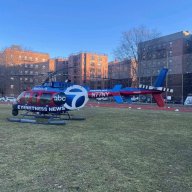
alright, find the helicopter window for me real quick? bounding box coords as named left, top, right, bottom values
left=40, top=93, right=52, bottom=105
left=24, top=92, right=31, bottom=103
left=31, top=92, right=39, bottom=104
left=53, top=82, right=64, bottom=88
left=17, top=92, right=25, bottom=103
left=43, top=82, right=52, bottom=87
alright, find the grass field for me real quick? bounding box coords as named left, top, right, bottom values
left=0, top=104, right=192, bottom=192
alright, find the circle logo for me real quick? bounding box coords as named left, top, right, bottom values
left=53, top=92, right=66, bottom=105
left=64, top=85, right=89, bottom=110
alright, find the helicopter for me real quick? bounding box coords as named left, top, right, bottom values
left=8, top=67, right=172, bottom=125
left=8, top=71, right=89, bottom=125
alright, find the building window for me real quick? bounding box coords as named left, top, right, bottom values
left=90, top=68, right=95, bottom=73
left=91, top=55, right=95, bottom=60
left=10, top=85, right=14, bottom=89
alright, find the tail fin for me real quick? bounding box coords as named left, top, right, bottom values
left=154, top=68, right=168, bottom=87
left=152, top=93, right=165, bottom=107
left=139, top=68, right=170, bottom=107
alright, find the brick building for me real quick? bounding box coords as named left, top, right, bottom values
left=68, top=52, right=108, bottom=89
left=138, top=31, right=192, bottom=103
left=49, top=59, right=56, bottom=72
left=54, top=57, right=68, bottom=71
left=53, top=58, right=68, bottom=82
left=0, top=45, right=54, bottom=96
left=108, top=59, right=137, bottom=88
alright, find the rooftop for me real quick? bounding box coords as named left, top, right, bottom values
left=69, top=51, right=108, bottom=57
left=3, top=45, right=49, bottom=56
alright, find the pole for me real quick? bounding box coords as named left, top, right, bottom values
left=166, top=50, right=169, bottom=103
left=182, top=73, right=183, bottom=104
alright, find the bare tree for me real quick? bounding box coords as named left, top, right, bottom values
left=114, top=26, right=161, bottom=87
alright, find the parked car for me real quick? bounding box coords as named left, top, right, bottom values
left=131, top=96, right=139, bottom=102
left=0, top=97, right=6, bottom=102
left=5, top=97, right=16, bottom=103
left=0, top=96, right=17, bottom=103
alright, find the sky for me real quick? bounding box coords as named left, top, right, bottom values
left=0, top=0, right=192, bottom=61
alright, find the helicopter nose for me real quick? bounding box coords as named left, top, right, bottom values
left=12, top=109, right=18, bottom=116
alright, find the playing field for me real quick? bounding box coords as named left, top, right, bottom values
left=0, top=104, right=192, bottom=192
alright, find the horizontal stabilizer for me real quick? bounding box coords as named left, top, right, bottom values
left=139, top=84, right=154, bottom=90
left=139, top=84, right=173, bottom=93
left=155, top=87, right=173, bottom=93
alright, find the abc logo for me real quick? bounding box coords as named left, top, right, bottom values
left=53, top=93, right=66, bottom=105
left=64, top=85, right=89, bottom=110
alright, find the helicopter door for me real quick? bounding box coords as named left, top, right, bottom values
left=31, top=92, right=39, bottom=104
left=39, top=93, right=52, bottom=105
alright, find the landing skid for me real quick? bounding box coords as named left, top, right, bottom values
left=7, top=117, right=66, bottom=125
left=7, top=111, right=85, bottom=125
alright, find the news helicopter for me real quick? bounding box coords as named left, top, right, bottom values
left=8, top=67, right=172, bottom=125
left=8, top=71, right=90, bottom=125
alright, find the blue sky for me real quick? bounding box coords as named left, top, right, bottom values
left=0, top=0, right=192, bottom=61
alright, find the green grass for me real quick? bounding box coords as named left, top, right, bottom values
left=0, top=104, right=192, bottom=192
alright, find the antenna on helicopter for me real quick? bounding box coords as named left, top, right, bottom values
left=65, top=79, right=71, bottom=83
left=42, top=70, right=64, bottom=84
